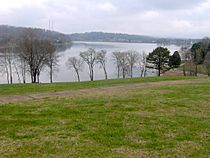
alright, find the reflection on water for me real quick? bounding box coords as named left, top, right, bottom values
left=0, top=41, right=181, bottom=84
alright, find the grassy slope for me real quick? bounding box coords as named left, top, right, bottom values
left=179, top=63, right=209, bottom=75
left=0, top=78, right=209, bottom=157
left=0, top=76, right=199, bottom=96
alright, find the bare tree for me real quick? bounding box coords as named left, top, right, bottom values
left=112, top=52, right=122, bottom=78
left=13, top=61, right=21, bottom=83
left=66, top=57, right=83, bottom=82
left=119, top=52, right=129, bottom=79
left=80, top=48, right=98, bottom=81
left=204, top=51, right=210, bottom=76
left=138, top=51, right=147, bottom=77
left=127, top=50, right=139, bottom=78
left=112, top=51, right=129, bottom=78
left=18, top=58, right=27, bottom=84
left=0, top=53, right=10, bottom=84
left=0, top=40, right=17, bottom=84
left=180, top=46, right=193, bottom=76
left=97, top=50, right=108, bottom=80
left=19, top=29, right=54, bottom=83
left=45, top=41, right=57, bottom=83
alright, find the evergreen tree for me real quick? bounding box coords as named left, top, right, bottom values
left=147, top=47, right=170, bottom=76
left=169, top=51, right=181, bottom=68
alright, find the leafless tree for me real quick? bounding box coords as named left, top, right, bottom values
left=127, top=50, right=139, bottom=78
left=204, top=51, right=210, bottom=76
left=112, top=51, right=129, bottom=78
left=97, top=50, right=108, bottom=80
left=0, top=40, right=17, bottom=84
left=19, top=29, right=54, bottom=83
left=112, top=52, right=122, bottom=78
left=18, top=58, right=27, bottom=84
left=180, top=46, right=193, bottom=76
left=0, top=53, right=10, bottom=84
left=119, top=52, right=129, bottom=79
left=66, top=57, right=83, bottom=82
left=138, top=51, right=147, bottom=77
left=45, top=41, right=57, bottom=83
left=80, top=48, right=98, bottom=81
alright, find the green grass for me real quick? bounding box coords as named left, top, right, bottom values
left=0, top=76, right=200, bottom=96
left=0, top=79, right=209, bottom=157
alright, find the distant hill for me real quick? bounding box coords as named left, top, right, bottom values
left=70, top=32, right=157, bottom=43
left=69, top=32, right=200, bottom=45
left=0, top=25, right=72, bottom=44
left=0, top=25, right=200, bottom=46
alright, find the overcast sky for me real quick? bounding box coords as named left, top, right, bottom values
left=0, top=0, right=210, bottom=38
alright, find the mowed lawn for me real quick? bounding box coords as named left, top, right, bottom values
left=0, top=79, right=209, bottom=157
left=0, top=76, right=198, bottom=96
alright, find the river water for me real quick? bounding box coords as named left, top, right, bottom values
left=0, top=41, right=181, bottom=84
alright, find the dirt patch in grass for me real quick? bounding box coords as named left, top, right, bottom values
left=0, top=78, right=209, bottom=105
left=113, top=146, right=160, bottom=158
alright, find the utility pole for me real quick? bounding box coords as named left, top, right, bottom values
left=49, top=20, right=54, bottom=32
left=49, top=20, right=51, bottom=31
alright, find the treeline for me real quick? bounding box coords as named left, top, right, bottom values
left=66, top=49, right=147, bottom=82
left=66, top=48, right=181, bottom=82
left=180, top=38, right=210, bottom=76
left=70, top=32, right=199, bottom=45
left=0, top=25, right=71, bottom=45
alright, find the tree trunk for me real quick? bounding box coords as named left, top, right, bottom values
left=22, top=61, right=26, bottom=84
left=143, top=67, right=146, bottom=77
left=91, top=68, right=94, bottom=81
left=5, top=67, right=9, bottom=84
left=158, top=68, right=161, bottom=76
left=30, top=66, right=34, bottom=83
left=144, top=68, right=147, bottom=77
left=50, top=63, right=53, bottom=83
left=23, top=76, right=26, bottom=84
left=117, top=66, right=120, bottom=79
left=22, top=67, right=26, bottom=84
left=195, top=65, right=198, bottom=76
left=183, top=64, right=186, bottom=76
left=9, top=62, right=13, bottom=84
left=31, top=72, right=33, bottom=83
left=14, top=64, right=21, bottom=83
left=130, top=66, right=133, bottom=78
left=33, top=74, right=36, bottom=83
left=89, top=70, right=92, bottom=81
left=37, top=74, right=40, bottom=83
left=76, top=70, right=80, bottom=82
left=140, top=69, right=143, bottom=77
left=33, top=69, right=37, bottom=83
left=123, top=69, right=126, bottom=79
left=158, top=61, right=161, bottom=76
left=103, top=66, right=108, bottom=80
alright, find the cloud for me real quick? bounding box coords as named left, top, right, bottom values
left=97, top=2, right=117, bottom=12
left=0, top=0, right=209, bottom=38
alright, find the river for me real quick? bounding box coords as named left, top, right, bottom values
left=0, top=41, right=181, bottom=84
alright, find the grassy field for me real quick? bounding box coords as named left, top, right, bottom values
left=0, top=77, right=209, bottom=157
left=179, top=63, right=210, bottom=76
left=0, top=76, right=199, bottom=96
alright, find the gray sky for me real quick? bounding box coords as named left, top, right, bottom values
left=0, top=0, right=210, bottom=38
